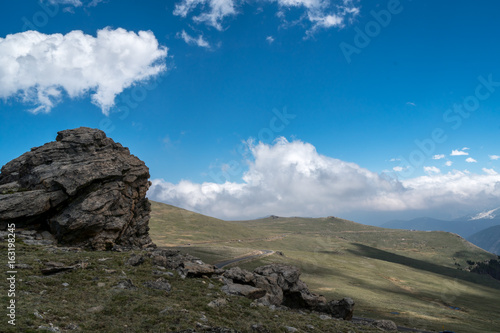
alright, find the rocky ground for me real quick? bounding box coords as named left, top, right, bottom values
left=0, top=231, right=398, bottom=333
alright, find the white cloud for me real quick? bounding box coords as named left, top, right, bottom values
left=173, top=0, right=359, bottom=35
left=423, top=166, right=440, bottom=174
left=173, top=0, right=238, bottom=31
left=0, top=28, right=167, bottom=115
left=432, top=154, right=445, bottom=160
left=445, top=161, right=453, bottom=167
left=490, top=155, right=500, bottom=161
left=451, top=149, right=469, bottom=156
left=465, top=157, right=477, bottom=163
left=483, top=168, right=498, bottom=176
left=148, top=138, right=500, bottom=220
left=45, top=0, right=104, bottom=7
left=46, top=0, right=83, bottom=6
left=266, top=36, right=275, bottom=44
left=393, top=166, right=404, bottom=172
left=178, top=30, right=210, bottom=48
left=390, top=158, right=401, bottom=162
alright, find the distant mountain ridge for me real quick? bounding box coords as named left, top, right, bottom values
left=468, top=225, right=500, bottom=255
left=381, top=210, right=500, bottom=239
left=465, top=207, right=500, bottom=221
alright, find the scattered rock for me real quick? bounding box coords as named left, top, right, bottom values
left=41, top=262, right=76, bottom=275
left=0, top=127, right=154, bottom=250
left=38, top=324, right=61, bottom=332
left=319, top=314, right=331, bottom=320
left=127, top=254, right=145, bottom=266
left=224, top=267, right=255, bottom=284
left=143, top=277, right=171, bottom=292
left=207, top=298, right=227, bottom=308
left=62, top=282, right=69, bottom=287
left=250, top=324, right=270, bottom=333
left=373, top=319, right=398, bottom=331
left=65, top=323, right=79, bottom=330
left=159, top=306, right=172, bottom=315
left=113, top=279, right=137, bottom=290
left=86, top=305, right=104, bottom=313
left=24, top=239, right=54, bottom=246
left=179, top=261, right=216, bottom=278
left=323, top=297, right=355, bottom=321
left=284, top=326, right=297, bottom=332
left=12, top=263, right=32, bottom=269
left=175, top=328, right=241, bottom=333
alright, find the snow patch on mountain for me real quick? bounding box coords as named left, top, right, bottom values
left=469, top=207, right=500, bottom=220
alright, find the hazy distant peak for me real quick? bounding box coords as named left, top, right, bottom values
left=469, top=207, right=500, bottom=221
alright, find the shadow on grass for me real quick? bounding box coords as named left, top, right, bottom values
left=347, top=243, right=500, bottom=290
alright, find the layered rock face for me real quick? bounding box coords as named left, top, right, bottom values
left=0, top=127, right=154, bottom=250
left=223, top=264, right=355, bottom=320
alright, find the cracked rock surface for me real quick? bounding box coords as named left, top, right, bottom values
left=0, top=127, right=154, bottom=250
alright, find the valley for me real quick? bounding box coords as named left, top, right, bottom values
left=150, top=201, right=500, bottom=333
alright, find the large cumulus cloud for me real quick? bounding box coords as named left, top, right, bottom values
left=149, top=138, right=500, bottom=220
left=0, top=28, right=167, bottom=114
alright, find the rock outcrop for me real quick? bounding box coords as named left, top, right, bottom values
left=0, top=127, right=153, bottom=250
left=150, top=248, right=220, bottom=278
left=222, top=264, right=355, bottom=320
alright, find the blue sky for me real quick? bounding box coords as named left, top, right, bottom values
left=1, top=0, right=500, bottom=224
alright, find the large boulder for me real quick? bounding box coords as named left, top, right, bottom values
left=0, top=127, right=154, bottom=250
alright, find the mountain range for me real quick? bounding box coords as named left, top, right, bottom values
left=467, top=225, right=500, bottom=255
left=381, top=207, right=500, bottom=253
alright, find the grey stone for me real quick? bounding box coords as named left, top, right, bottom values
left=126, top=254, right=145, bottom=266
left=86, top=305, right=104, bottom=313
left=221, top=263, right=355, bottom=320
left=207, top=298, right=227, bottom=308
left=250, top=324, right=270, bottom=333
left=323, top=297, right=355, bottom=321
left=179, top=261, right=216, bottom=278
left=113, top=279, right=137, bottom=290
left=41, top=262, right=76, bottom=275
left=0, top=127, right=154, bottom=250
left=373, top=319, right=398, bottom=331
left=222, top=283, right=267, bottom=300
left=24, top=239, right=54, bottom=246
left=143, top=277, right=171, bottom=292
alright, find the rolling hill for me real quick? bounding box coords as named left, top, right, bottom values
left=149, top=201, right=500, bottom=333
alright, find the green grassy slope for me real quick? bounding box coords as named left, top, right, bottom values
left=1, top=242, right=382, bottom=333
left=150, top=201, right=500, bottom=333
left=149, top=201, right=270, bottom=246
